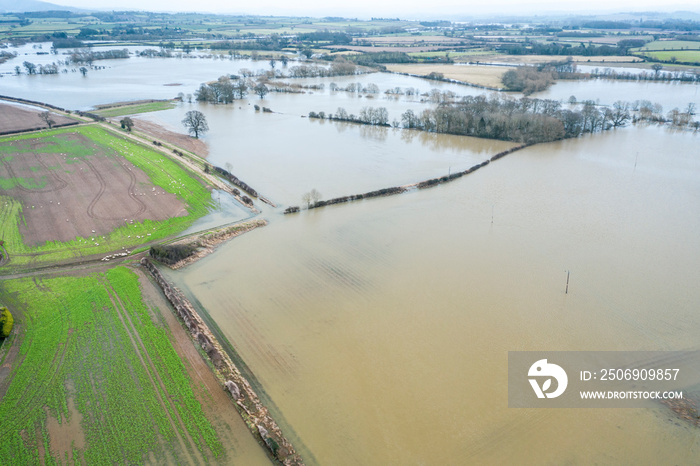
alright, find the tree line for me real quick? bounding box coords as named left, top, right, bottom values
left=69, top=48, right=130, bottom=64
left=309, top=106, right=391, bottom=126
left=398, top=95, right=639, bottom=143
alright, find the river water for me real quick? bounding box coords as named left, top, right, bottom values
left=167, top=124, right=700, bottom=464
left=4, top=44, right=700, bottom=464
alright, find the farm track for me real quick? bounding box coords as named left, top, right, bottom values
left=102, top=278, right=203, bottom=465
left=83, top=157, right=146, bottom=221
left=120, top=159, right=148, bottom=217
left=33, top=151, right=70, bottom=192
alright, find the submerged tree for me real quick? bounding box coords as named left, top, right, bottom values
left=302, top=189, right=322, bottom=208
left=23, top=61, right=37, bottom=75
left=182, top=110, right=209, bottom=138
left=254, top=83, right=269, bottom=99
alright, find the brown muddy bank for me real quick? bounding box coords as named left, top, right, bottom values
left=141, top=258, right=303, bottom=465
left=149, top=219, right=267, bottom=269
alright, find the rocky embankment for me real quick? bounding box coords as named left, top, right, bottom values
left=141, top=258, right=304, bottom=465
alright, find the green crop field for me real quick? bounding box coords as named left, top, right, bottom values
left=637, top=50, right=700, bottom=63
left=637, top=40, right=700, bottom=51
left=94, top=101, right=176, bottom=117
left=0, top=267, right=224, bottom=463
left=0, top=125, right=213, bottom=267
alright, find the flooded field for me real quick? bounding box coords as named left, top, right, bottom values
left=168, top=125, right=700, bottom=464
left=535, top=78, right=699, bottom=110
left=3, top=38, right=700, bottom=464
left=141, top=104, right=515, bottom=204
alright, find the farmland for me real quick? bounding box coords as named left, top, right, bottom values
left=0, top=103, right=78, bottom=135
left=636, top=50, right=700, bottom=63
left=636, top=40, right=700, bottom=51
left=631, top=40, right=700, bottom=64
left=0, top=125, right=212, bottom=268
left=0, top=266, right=253, bottom=464
left=93, top=101, right=177, bottom=118
left=385, top=63, right=507, bottom=88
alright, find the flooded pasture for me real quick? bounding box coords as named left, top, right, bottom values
left=168, top=125, right=700, bottom=464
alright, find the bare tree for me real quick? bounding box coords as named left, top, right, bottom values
left=302, top=192, right=312, bottom=207
left=120, top=117, right=134, bottom=132
left=23, top=61, right=37, bottom=75
left=182, top=110, right=209, bottom=138
left=302, top=189, right=322, bottom=208
left=310, top=189, right=321, bottom=205
left=608, top=101, right=630, bottom=128
left=79, top=66, right=88, bottom=76
left=39, top=111, right=55, bottom=129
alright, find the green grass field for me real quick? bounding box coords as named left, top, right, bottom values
left=0, top=267, right=224, bottom=463
left=94, top=101, right=176, bottom=117
left=0, top=125, right=213, bottom=267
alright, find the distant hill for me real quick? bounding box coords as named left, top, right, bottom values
left=0, top=0, right=79, bottom=13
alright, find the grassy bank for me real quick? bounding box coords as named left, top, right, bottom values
left=93, top=101, right=177, bottom=118
left=0, top=267, right=224, bottom=463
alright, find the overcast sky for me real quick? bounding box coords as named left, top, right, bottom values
left=53, top=0, right=700, bottom=19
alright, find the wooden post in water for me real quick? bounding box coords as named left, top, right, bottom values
left=634, top=152, right=638, bottom=171
left=565, top=270, right=570, bottom=294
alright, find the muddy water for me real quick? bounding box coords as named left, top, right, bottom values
left=535, top=78, right=699, bottom=110
left=142, top=103, right=515, bottom=205
left=168, top=125, right=700, bottom=464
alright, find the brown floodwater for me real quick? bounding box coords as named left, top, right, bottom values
left=142, top=104, right=516, bottom=205
left=167, top=124, right=700, bottom=464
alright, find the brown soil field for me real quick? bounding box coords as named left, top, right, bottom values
left=131, top=118, right=209, bottom=157
left=0, top=131, right=187, bottom=246
left=0, top=103, right=78, bottom=135
left=386, top=63, right=507, bottom=88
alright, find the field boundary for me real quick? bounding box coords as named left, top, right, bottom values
left=285, top=143, right=532, bottom=213
left=149, top=219, right=268, bottom=269
left=141, top=258, right=304, bottom=465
